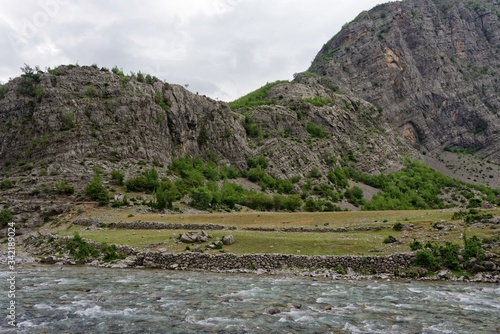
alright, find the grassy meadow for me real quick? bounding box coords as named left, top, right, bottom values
left=56, top=206, right=500, bottom=257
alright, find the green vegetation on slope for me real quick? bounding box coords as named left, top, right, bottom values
left=347, top=160, right=499, bottom=210
left=97, top=156, right=498, bottom=213
left=228, top=80, right=288, bottom=109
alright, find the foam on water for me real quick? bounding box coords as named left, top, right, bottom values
left=5, top=265, right=500, bottom=334
left=33, top=303, right=53, bottom=310
left=114, top=276, right=135, bottom=283
left=74, top=305, right=102, bottom=317
left=422, top=323, right=456, bottom=334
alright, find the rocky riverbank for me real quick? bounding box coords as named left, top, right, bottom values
left=14, top=233, right=500, bottom=283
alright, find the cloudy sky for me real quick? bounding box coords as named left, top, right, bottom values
left=1, top=0, right=390, bottom=101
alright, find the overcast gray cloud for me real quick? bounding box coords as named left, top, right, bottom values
left=1, top=0, right=391, bottom=101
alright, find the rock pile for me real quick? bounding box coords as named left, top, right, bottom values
left=135, top=251, right=414, bottom=274
left=242, top=226, right=388, bottom=233
left=107, top=221, right=236, bottom=230
left=180, top=230, right=211, bottom=243
left=73, top=218, right=102, bottom=226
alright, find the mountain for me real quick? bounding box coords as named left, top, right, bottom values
left=0, top=0, right=499, bottom=226
left=306, top=0, right=500, bottom=162
left=0, top=62, right=415, bottom=184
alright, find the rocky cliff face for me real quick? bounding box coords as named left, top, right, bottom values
left=307, top=0, right=500, bottom=162
left=0, top=64, right=413, bottom=197
left=1, top=0, right=499, bottom=206
left=240, top=79, right=413, bottom=179
left=0, top=65, right=249, bottom=178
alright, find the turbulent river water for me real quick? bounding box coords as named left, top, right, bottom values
left=1, top=265, right=499, bottom=333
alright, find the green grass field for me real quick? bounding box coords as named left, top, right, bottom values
left=58, top=207, right=500, bottom=256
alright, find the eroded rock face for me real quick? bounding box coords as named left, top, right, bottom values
left=307, top=0, right=500, bottom=162
left=0, top=65, right=250, bottom=177
left=244, top=80, right=415, bottom=178
left=0, top=64, right=415, bottom=200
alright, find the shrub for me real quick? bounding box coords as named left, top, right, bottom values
left=190, top=187, right=213, bottom=210
left=463, top=233, right=484, bottom=261
left=284, top=195, right=303, bottom=212
left=345, top=186, right=364, bottom=206
left=144, top=168, right=159, bottom=190
left=466, top=198, right=482, bottom=208
left=359, top=160, right=464, bottom=210
left=0, top=209, right=13, bottom=227
left=410, top=234, right=484, bottom=272
left=102, top=243, right=127, bottom=262
left=227, top=80, right=287, bottom=109
left=464, top=212, right=493, bottom=223
left=309, top=167, right=321, bottom=179
left=202, top=162, right=220, bottom=181
left=246, top=167, right=267, bottom=183
left=439, top=242, right=460, bottom=270
left=248, top=155, right=269, bottom=169
left=125, top=176, right=147, bottom=192
left=0, top=86, right=6, bottom=99
left=242, top=192, right=274, bottom=211
left=54, top=180, right=75, bottom=195
left=66, top=233, right=100, bottom=261
left=393, top=222, right=404, bottom=231
left=136, top=71, right=145, bottom=82
left=322, top=201, right=342, bottom=212
left=85, top=85, right=97, bottom=97
left=154, top=183, right=180, bottom=210
left=327, top=167, right=349, bottom=189
left=85, top=173, right=110, bottom=205
left=414, top=249, right=440, bottom=271
left=155, top=90, right=170, bottom=111
left=125, top=168, right=159, bottom=193
left=220, top=182, right=244, bottom=209
left=306, top=122, right=329, bottom=138
left=197, top=126, right=208, bottom=146
left=276, top=179, right=294, bottom=194
left=304, top=197, right=321, bottom=212
left=244, top=122, right=262, bottom=138
left=409, top=239, right=423, bottom=251
left=0, top=179, right=15, bottom=189
left=111, top=66, right=125, bottom=77
left=61, top=111, right=76, bottom=130
left=451, top=210, right=467, bottom=220
left=272, top=194, right=286, bottom=211
left=111, top=170, right=125, bottom=185
left=220, top=165, right=240, bottom=179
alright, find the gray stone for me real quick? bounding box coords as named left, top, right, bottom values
left=40, top=256, right=56, bottom=264
left=180, top=232, right=199, bottom=243
left=266, top=307, right=281, bottom=315
left=437, top=269, right=451, bottom=279
left=222, top=235, right=235, bottom=245
left=483, top=261, right=495, bottom=271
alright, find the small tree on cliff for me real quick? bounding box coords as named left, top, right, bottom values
left=86, top=173, right=110, bottom=205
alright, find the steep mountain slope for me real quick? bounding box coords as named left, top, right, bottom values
left=0, top=64, right=415, bottom=215
left=0, top=0, right=499, bottom=225
left=231, top=79, right=414, bottom=179
left=0, top=65, right=249, bottom=173
left=307, top=0, right=500, bottom=162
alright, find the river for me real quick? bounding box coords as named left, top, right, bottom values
left=1, top=265, right=499, bottom=333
